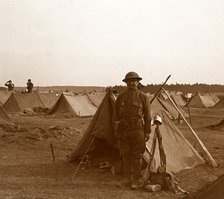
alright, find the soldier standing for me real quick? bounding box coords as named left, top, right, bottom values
left=26, top=79, right=33, bottom=93
left=115, top=71, right=151, bottom=190
left=4, top=80, right=14, bottom=91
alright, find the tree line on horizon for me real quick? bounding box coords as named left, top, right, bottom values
left=113, top=83, right=224, bottom=96
left=1, top=83, right=224, bottom=97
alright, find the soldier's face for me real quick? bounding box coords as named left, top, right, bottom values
left=126, top=79, right=139, bottom=88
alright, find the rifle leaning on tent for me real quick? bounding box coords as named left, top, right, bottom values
left=142, top=75, right=171, bottom=183
left=150, top=74, right=171, bottom=104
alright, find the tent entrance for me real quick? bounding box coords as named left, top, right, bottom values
left=85, top=138, right=120, bottom=167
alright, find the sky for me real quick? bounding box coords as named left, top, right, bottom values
left=0, top=0, right=223, bottom=87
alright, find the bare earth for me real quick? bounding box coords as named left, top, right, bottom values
left=0, top=107, right=224, bottom=199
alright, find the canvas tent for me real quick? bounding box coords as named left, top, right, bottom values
left=147, top=93, right=189, bottom=120
left=209, top=93, right=220, bottom=104
left=36, top=92, right=60, bottom=109
left=86, top=92, right=106, bottom=107
left=70, top=90, right=205, bottom=174
left=0, top=91, right=12, bottom=105
left=148, top=98, right=203, bottom=173
left=159, top=91, right=170, bottom=101
left=170, top=91, right=187, bottom=107
left=158, top=97, right=189, bottom=120
left=0, top=105, right=13, bottom=125
left=195, top=174, right=224, bottom=199
left=3, top=92, right=45, bottom=113
left=157, top=91, right=189, bottom=120
left=48, top=93, right=98, bottom=117
left=187, top=93, right=218, bottom=108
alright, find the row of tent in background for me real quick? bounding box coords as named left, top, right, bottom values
left=160, top=91, right=223, bottom=108
left=0, top=90, right=223, bottom=117
left=0, top=90, right=224, bottom=118
left=0, top=90, right=106, bottom=118
left=0, top=89, right=189, bottom=120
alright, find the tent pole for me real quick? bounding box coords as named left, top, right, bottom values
left=72, top=136, right=95, bottom=182
left=186, top=105, right=192, bottom=124
left=161, top=88, right=217, bottom=167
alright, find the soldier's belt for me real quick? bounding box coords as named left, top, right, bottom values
left=121, top=118, right=144, bottom=129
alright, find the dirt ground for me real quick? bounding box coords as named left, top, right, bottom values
left=0, top=107, right=224, bottom=199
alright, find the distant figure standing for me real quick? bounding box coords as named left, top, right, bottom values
left=4, top=80, right=14, bottom=91
left=26, top=79, right=33, bottom=93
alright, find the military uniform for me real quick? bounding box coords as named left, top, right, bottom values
left=27, top=79, right=33, bottom=93
left=115, top=85, right=151, bottom=188
left=5, top=81, right=14, bottom=91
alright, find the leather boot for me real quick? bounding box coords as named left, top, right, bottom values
left=131, top=158, right=142, bottom=190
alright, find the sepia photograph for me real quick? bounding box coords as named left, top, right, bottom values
left=0, top=1, right=224, bottom=198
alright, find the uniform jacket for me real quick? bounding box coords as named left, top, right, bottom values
left=5, top=82, right=14, bottom=91
left=27, top=82, right=33, bottom=92
left=115, top=88, right=151, bottom=135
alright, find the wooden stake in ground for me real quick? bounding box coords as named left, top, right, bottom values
left=161, top=88, right=217, bottom=167
left=50, top=143, right=55, bottom=161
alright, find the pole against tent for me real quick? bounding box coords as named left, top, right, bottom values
left=72, top=137, right=95, bottom=182
left=161, top=88, right=217, bottom=167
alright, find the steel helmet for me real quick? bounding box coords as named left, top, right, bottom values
left=122, top=71, right=142, bottom=82
left=152, top=115, right=162, bottom=125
